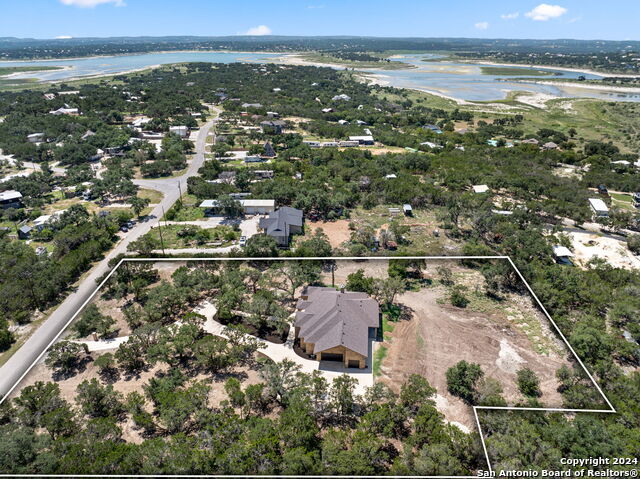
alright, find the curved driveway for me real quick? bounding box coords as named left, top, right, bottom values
left=0, top=109, right=220, bottom=399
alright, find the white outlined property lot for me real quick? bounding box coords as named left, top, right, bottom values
left=0, top=256, right=616, bottom=477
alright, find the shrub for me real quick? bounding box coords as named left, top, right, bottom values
left=516, top=367, right=541, bottom=397
left=450, top=287, right=469, bottom=308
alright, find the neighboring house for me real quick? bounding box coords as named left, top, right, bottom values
left=18, top=225, right=32, bottom=240
left=422, top=124, right=443, bottom=134
left=522, top=138, right=540, bottom=145
left=49, top=107, right=79, bottom=115
left=421, top=141, right=442, bottom=149
left=169, top=125, right=189, bottom=138
left=349, top=135, right=375, bottom=145
left=263, top=142, right=277, bottom=158
left=332, top=94, right=351, bottom=101
left=199, top=199, right=276, bottom=215
left=140, top=131, right=165, bottom=140
left=403, top=204, right=413, bottom=216
left=258, top=206, right=303, bottom=247
left=245, top=155, right=266, bottom=164
left=472, top=185, right=490, bottom=194
left=338, top=140, right=359, bottom=147
left=242, top=103, right=263, bottom=109
left=253, top=170, right=274, bottom=179
left=260, top=120, right=286, bottom=135
left=589, top=198, right=609, bottom=217
left=81, top=130, right=96, bottom=141
left=295, top=286, right=379, bottom=369
left=552, top=246, right=574, bottom=266
left=321, top=108, right=334, bottom=113
left=542, top=142, right=559, bottom=150
left=27, top=133, right=44, bottom=143
left=0, top=190, right=23, bottom=209
left=218, top=171, right=236, bottom=183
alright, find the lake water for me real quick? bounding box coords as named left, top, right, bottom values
left=2, top=51, right=639, bottom=103
left=374, top=54, right=640, bottom=103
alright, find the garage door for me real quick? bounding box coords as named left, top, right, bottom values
left=321, top=353, right=343, bottom=362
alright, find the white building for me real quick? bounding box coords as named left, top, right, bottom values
left=169, top=126, right=189, bottom=138
left=49, top=107, right=79, bottom=115
left=588, top=198, right=609, bottom=217
left=27, top=133, right=44, bottom=143
left=199, top=199, right=276, bottom=215
left=349, top=135, right=375, bottom=146
left=472, top=185, right=490, bottom=194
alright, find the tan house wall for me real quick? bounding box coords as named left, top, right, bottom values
left=298, top=336, right=366, bottom=368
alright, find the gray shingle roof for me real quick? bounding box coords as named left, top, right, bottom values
left=295, top=286, right=379, bottom=357
left=259, top=207, right=303, bottom=242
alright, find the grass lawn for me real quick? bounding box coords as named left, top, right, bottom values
left=138, top=188, right=163, bottom=204
left=142, top=223, right=238, bottom=249
left=373, top=345, right=388, bottom=377
left=164, top=194, right=205, bottom=221
left=610, top=192, right=636, bottom=211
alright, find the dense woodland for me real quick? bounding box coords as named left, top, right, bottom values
left=0, top=61, right=639, bottom=474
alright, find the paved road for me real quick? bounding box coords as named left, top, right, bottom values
left=0, top=111, right=220, bottom=399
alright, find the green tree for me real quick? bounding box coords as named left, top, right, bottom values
left=244, top=234, right=279, bottom=257
left=517, top=367, right=542, bottom=397
left=131, top=196, right=150, bottom=217
left=445, top=360, right=484, bottom=403
left=76, top=379, right=125, bottom=419
left=44, top=341, right=89, bottom=377
left=73, top=304, right=115, bottom=339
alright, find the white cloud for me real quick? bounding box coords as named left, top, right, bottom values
left=59, top=0, right=125, bottom=7
left=55, top=35, right=73, bottom=39
left=474, top=22, right=489, bottom=30
left=244, top=25, right=272, bottom=36
left=501, top=12, right=519, bottom=20
left=525, top=4, right=567, bottom=21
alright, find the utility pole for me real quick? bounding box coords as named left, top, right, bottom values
left=158, top=206, right=167, bottom=256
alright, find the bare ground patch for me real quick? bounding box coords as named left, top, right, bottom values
left=378, top=283, right=572, bottom=431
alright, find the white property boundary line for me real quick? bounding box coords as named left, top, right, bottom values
left=0, top=256, right=616, bottom=479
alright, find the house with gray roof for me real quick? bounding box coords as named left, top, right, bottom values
left=295, top=286, right=379, bottom=368
left=258, top=206, right=303, bottom=247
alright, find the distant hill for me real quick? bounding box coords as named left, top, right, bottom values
left=1, top=35, right=640, bottom=60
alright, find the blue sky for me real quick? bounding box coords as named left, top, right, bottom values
left=0, top=0, right=638, bottom=41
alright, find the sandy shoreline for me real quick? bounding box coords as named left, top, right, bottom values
left=467, top=60, right=639, bottom=79
left=517, top=79, right=640, bottom=94
left=1, top=65, right=72, bottom=79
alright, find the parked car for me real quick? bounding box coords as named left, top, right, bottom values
left=597, top=184, right=609, bottom=196
left=239, top=236, right=247, bottom=247
left=120, top=226, right=129, bottom=233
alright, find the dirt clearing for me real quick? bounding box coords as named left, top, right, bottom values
left=378, top=281, right=574, bottom=431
